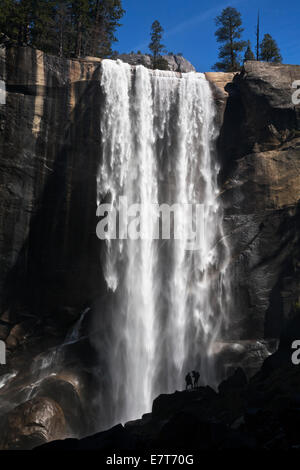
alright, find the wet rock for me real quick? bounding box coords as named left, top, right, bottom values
left=0, top=397, right=66, bottom=449
left=35, top=374, right=85, bottom=434
left=213, top=339, right=278, bottom=379
left=5, top=320, right=37, bottom=351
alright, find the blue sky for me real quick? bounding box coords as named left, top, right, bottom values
left=115, top=0, right=300, bottom=71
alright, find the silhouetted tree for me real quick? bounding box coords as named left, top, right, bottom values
left=148, top=20, right=169, bottom=70
left=213, top=6, right=246, bottom=72
left=244, top=40, right=255, bottom=62
left=256, top=11, right=260, bottom=60
left=260, top=33, right=282, bottom=62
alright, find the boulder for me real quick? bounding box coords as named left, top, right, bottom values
left=35, top=375, right=85, bottom=434
left=116, top=53, right=196, bottom=73
left=0, top=396, right=66, bottom=449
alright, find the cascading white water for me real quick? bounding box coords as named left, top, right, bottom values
left=97, top=59, right=230, bottom=425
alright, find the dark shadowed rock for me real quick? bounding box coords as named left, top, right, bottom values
left=34, top=362, right=300, bottom=451
left=218, top=367, right=247, bottom=395
left=36, top=423, right=137, bottom=451
left=0, top=396, right=66, bottom=449
left=0, top=45, right=105, bottom=333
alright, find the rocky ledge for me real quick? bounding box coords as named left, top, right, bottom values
left=36, top=348, right=300, bottom=451
left=116, top=53, right=196, bottom=73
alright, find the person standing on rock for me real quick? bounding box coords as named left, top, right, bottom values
left=192, top=370, right=200, bottom=388
left=185, top=372, right=193, bottom=390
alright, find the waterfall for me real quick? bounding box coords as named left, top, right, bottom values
left=96, top=59, right=230, bottom=426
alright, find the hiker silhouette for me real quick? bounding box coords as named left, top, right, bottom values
left=185, top=372, right=193, bottom=390
left=192, top=370, right=200, bottom=388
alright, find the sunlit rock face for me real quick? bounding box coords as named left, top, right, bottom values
left=116, top=53, right=196, bottom=73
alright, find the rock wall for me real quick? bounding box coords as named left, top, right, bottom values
left=217, top=61, right=300, bottom=343
left=0, top=46, right=105, bottom=344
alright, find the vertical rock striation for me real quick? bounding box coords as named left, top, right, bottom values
left=0, top=46, right=104, bottom=337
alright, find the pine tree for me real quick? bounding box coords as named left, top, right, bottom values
left=260, top=33, right=282, bottom=63
left=0, top=0, right=18, bottom=42
left=0, top=0, right=125, bottom=59
left=213, top=7, right=247, bottom=72
left=15, top=0, right=34, bottom=45
left=244, top=40, right=255, bottom=62
left=148, top=20, right=168, bottom=70
left=256, top=11, right=260, bottom=60
left=55, top=1, right=72, bottom=57
left=31, top=0, right=57, bottom=53
left=89, top=0, right=125, bottom=58
left=71, top=0, right=90, bottom=57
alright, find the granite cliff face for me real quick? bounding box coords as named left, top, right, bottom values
left=0, top=49, right=299, bottom=449
left=0, top=46, right=104, bottom=338
left=0, top=46, right=104, bottom=449
left=217, top=62, right=300, bottom=347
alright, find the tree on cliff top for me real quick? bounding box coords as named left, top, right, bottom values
left=0, top=0, right=19, bottom=41
left=256, top=11, right=260, bottom=60
left=213, top=7, right=246, bottom=72
left=88, top=0, right=125, bottom=57
left=260, top=33, right=282, bottom=63
left=148, top=20, right=169, bottom=70
left=244, top=40, right=255, bottom=62
left=0, top=0, right=125, bottom=58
